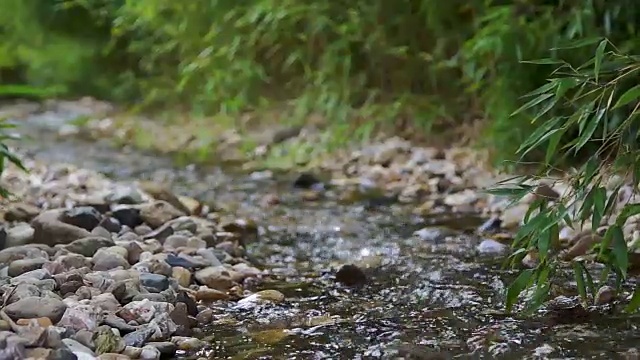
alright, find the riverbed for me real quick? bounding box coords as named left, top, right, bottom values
left=2, top=100, right=639, bottom=359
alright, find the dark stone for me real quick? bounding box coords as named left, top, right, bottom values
left=139, top=273, right=169, bottom=293
left=477, top=216, right=502, bottom=235
left=335, top=264, right=367, bottom=287
left=147, top=341, right=177, bottom=356
left=111, top=207, right=143, bottom=229
left=364, top=195, right=398, bottom=209
left=98, top=217, right=121, bottom=234
left=60, top=207, right=102, bottom=231
left=169, top=303, right=193, bottom=336
left=48, top=347, right=78, bottom=360
left=165, top=254, right=199, bottom=269
left=0, top=227, right=6, bottom=250
left=176, top=291, right=198, bottom=317
left=293, top=172, right=323, bottom=189
left=60, top=281, right=84, bottom=296
left=140, top=223, right=174, bottom=243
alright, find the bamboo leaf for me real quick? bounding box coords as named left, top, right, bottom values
left=506, top=269, right=534, bottom=313
left=593, top=39, right=607, bottom=83
left=614, top=85, right=640, bottom=109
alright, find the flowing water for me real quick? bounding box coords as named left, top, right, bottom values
left=3, top=101, right=639, bottom=359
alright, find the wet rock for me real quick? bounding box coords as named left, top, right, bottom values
left=260, top=194, right=280, bottom=207
left=220, top=219, right=258, bottom=245
left=195, top=309, right=213, bottom=325
left=4, top=296, right=67, bottom=324
left=169, top=302, right=192, bottom=336
left=3, top=222, right=35, bottom=248
left=443, top=189, right=479, bottom=207
left=171, top=337, right=205, bottom=352
left=61, top=207, right=103, bottom=231
left=293, top=172, right=323, bottom=189
left=477, top=239, right=507, bottom=254
left=335, top=264, right=367, bottom=287
left=236, top=290, right=285, bottom=309
left=4, top=203, right=40, bottom=222
left=195, top=286, right=229, bottom=302
left=175, top=291, right=197, bottom=317
left=31, top=209, right=93, bottom=246
left=139, top=201, right=185, bottom=229
left=65, top=236, right=115, bottom=257
left=595, top=286, right=616, bottom=305
left=140, top=345, right=161, bottom=360
left=561, top=231, right=602, bottom=260
left=413, top=227, right=458, bottom=243
left=477, top=216, right=502, bottom=235
left=147, top=341, right=177, bottom=356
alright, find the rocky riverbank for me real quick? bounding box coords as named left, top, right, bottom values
left=0, top=159, right=279, bottom=359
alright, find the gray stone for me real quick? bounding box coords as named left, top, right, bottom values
left=4, top=223, right=35, bottom=248
left=4, top=296, right=67, bottom=324
left=8, top=257, right=47, bottom=277
left=64, top=236, right=115, bottom=257
left=31, top=210, right=92, bottom=246
left=139, top=273, right=169, bottom=293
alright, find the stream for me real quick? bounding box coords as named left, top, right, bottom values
left=3, top=100, right=639, bottom=359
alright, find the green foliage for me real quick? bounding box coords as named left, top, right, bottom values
left=0, top=119, right=25, bottom=198
left=2, top=0, right=640, bottom=163
left=497, top=37, right=640, bottom=314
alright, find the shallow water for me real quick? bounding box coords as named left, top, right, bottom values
left=4, top=102, right=640, bottom=359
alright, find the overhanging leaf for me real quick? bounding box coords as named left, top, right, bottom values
left=506, top=269, right=534, bottom=313
left=593, top=39, right=607, bottom=83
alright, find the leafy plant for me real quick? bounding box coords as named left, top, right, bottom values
left=0, top=119, right=26, bottom=198
left=495, top=37, right=640, bottom=313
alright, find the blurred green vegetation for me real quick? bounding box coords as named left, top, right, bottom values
left=0, top=0, right=638, bottom=166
